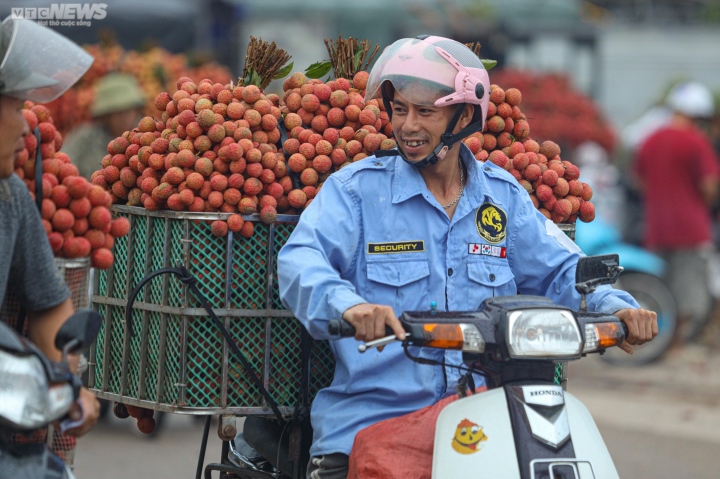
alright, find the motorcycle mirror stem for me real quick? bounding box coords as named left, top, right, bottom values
left=54, top=309, right=103, bottom=360
left=575, top=254, right=624, bottom=311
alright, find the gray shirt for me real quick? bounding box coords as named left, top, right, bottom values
left=0, top=174, right=69, bottom=313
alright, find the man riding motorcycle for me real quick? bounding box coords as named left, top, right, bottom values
left=277, top=35, right=657, bottom=478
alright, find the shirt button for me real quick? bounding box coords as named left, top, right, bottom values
left=489, top=273, right=496, bottom=282
left=484, top=167, right=491, bottom=172
left=448, top=268, right=453, bottom=276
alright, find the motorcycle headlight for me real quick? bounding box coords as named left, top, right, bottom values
left=506, top=309, right=582, bottom=358
left=0, top=349, right=74, bottom=429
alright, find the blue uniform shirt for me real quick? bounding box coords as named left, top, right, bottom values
left=277, top=145, right=638, bottom=457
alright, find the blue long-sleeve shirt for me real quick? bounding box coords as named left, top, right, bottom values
left=277, top=145, right=638, bottom=457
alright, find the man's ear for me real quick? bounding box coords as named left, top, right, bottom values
left=457, top=104, right=475, bottom=131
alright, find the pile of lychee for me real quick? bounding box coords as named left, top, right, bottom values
left=463, top=85, right=595, bottom=223
left=279, top=70, right=395, bottom=207
left=12, top=103, right=129, bottom=269
left=94, top=70, right=393, bottom=238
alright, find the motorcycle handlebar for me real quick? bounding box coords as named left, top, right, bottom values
left=327, top=319, right=356, bottom=337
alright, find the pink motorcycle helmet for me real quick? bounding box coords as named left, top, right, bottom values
left=365, top=35, right=490, bottom=168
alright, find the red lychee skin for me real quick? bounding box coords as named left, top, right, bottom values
left=51, top=185, right=71, bottom=208
left=109, top=217, right=130, bottom=238
left=580, top=183, right=593, bottom=201
left=535, top=184, right=554, bottom=203
left=84, top=230, right=106, bottom=250
left=259, top=205, right=278, bottom=225
left=63, top=176, right=91, bottom=199
left=548, top=162, right=565, bottom=177
left=62, top=237, right=91, bottom=259
left=563, top=164, right=580, bottom=181
left=239, top=220, right=254, bottom=239
left=69, top=198, right=91, bottom=218
left=541, top=169, right=558, bottom=187
left=51, top=209, right=75, bottom=232
left=288, top=154, right=307, bottom=174
left=210, top=175, right=228, bottom=192
left=522, top=165, right=541, bottom=181
left=41, top=197, right=57, bottom=220
left=245, top=163, right=263, bottom=178
left=211, top=220, right=228, bottom=238
left=185, top=172, right=205, bottom=191
left=227, top=214, right=245, bottom=233
left=504, top=88, right=522, bottom=107
left=554, top=198, right=572, bottom=221
left=312, top=155, right=332, bottom=174
left=512, top=153, right=529, bottom=171
left=300, top=168, right=319, bottom=187
left=243, top=178, right=263, bottom=196
left=566, top=180, right=583, bottom=197
left=188, top=197, right=205, bottom=212
left=315, top=140, right=333, bottom=157
left=288, top=189, right=307, bottom=209
left=48, top=232, right=64, bottom=253
left=91, top=248, right=114, bottom=270
left=489, top=86, right=505, bottom=104
left=88, top=206, right=112, bottom=230
left=539, top=141, right=561, bottom=160
left=553, top=178, right=570, bottom=198
left=579, top=201, right=595, bottom=222
left=207, top=191, right=224, bottom=209
left=488, top=151, right=508, bottom=169
left=71, top=217, right=89, bottom=236
left=238, top=198, right=257, bottom=215
left=137, top=416, right=156, bottom=435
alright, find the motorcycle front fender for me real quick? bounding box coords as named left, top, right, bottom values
left=432, top=388, right=620, bottom=479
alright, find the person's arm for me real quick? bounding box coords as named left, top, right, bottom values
left=509, top=194, right=656, bottom=347
left=279, top=175, right=372, bottom=340
left=26, top=297, right=73, bottom=362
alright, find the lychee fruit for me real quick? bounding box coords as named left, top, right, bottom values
left=91, top=248, right=114, bottom=269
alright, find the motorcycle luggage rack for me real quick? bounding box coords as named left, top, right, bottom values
left=530, top=458, right=597, bottom=479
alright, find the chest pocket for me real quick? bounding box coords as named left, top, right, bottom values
left=366, top=259, right=430, bottom=314
left=467, top=259, right=516, bottom=309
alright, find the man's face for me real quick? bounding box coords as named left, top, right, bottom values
left=391, top=91, right=454, bottom=162
left=390, top=90, right=472, bottom=162
left=0, top=95, right=28, bottom=179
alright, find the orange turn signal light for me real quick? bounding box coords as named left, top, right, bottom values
left=421, top=324, right=465, bottom=350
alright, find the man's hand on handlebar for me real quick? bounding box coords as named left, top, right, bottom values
left=614, top=308, right=658, bottom=354
left=342, top=303, right=406, bottom=350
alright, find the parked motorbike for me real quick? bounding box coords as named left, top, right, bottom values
left=575, top=217, right=677, bottom=365
left=0, top=309, right=102, bottom=479
left=222, top=255, right=638, bottom=478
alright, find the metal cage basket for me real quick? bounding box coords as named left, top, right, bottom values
left=89, top=206, right=334, bottom=415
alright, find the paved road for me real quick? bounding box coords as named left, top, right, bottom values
left=73, top=344, right=720, bottom=478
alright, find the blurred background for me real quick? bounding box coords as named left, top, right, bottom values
left=3, top=0, right=720, bottom=477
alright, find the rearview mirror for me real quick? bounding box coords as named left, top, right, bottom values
left=55, top=309, right=102, bottom=354
left=575, top=254, right=623, bottom=295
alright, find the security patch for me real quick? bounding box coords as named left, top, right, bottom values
left=468, top=243, right=506, bottom=258
left=475, top=203, right=507, bottom=244
left=367, top=241, right=425, bottom=254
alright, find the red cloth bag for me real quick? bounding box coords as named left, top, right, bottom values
left=347, top=386, right=487, bottom=479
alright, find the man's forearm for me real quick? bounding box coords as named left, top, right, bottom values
left=26, top=297, right=74, bottom=362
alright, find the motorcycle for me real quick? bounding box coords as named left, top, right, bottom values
left=0, top=309, right=102, bottom=479
left=220, top=254, right=636, bottom=478
left=575, top=217, right=677, bottom=365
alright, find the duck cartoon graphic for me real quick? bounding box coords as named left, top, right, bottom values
left=451, top=419, right=488, bottom=454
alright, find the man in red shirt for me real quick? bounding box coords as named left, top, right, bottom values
left=634, top=81, right=720, bottom=340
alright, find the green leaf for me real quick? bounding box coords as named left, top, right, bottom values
left=305, top=61, right=332, bottom=79
left=481, top=59, right=497, bottom=70
left=243, top=68, right=263, bottom=88
left=354, top=50, right=363, bottom=70
left=273, top=61, right=294, bottom=80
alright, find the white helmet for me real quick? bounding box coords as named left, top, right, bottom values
left=666, top=81, right=715, bottom=119
left=0, top=17, right=93, bottom=102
